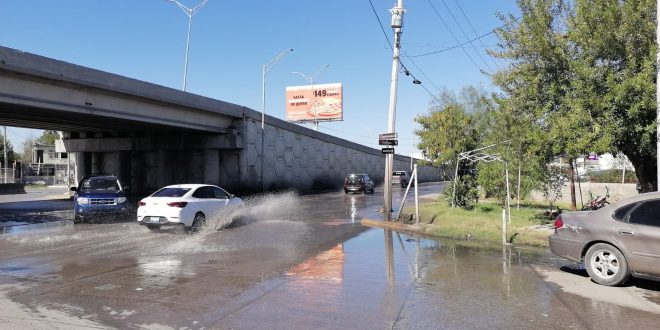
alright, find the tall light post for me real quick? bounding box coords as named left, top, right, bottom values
left=3, top=126, right=6, bottom=184
left=292, top=64, right=331, bottom=131
left=261, top=49, right=294, bottom=130
left=384, top=0, right=405, bottom=221
left=165, top=0, right=209, bottom=91
left=260, top=48, right=293, bottom=191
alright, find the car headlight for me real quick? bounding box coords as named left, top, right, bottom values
left=77, top=197, right=90, bottom=205
left=117, top=197, right=127, bottom=203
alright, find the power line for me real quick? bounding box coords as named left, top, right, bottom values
left=367, top=0, right=393, bottom=50
left=439, top=0, right=493, bottom=71
left=424, top=0, right=484, bottom=73
left=406, top=16, right=520, bottom=59
left=402, top=54, right=442, bottom=93
left=406, top=29, right=496, bottom=58
left=453, top=0, right=501, bottom=69
left=367, top=0, right=440, bottom=104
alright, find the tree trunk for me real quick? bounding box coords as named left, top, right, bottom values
left=627, top=154, right=657, bottom=193
left=568, top=158, right=577, bottom=211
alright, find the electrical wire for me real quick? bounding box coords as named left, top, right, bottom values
left=453, top=0, right=501, bottom=69
left=425, top=0, right=484, bottom=73
left=367, top=0, right=441, bottom=104
left=439, top=0, right=493, bottom=71
left=406, top=17, right=519, bottom=58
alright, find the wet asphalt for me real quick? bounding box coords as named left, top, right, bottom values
left=0, top=183, right=659, bottom=329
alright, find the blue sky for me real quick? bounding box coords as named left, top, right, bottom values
left=1, top=0, right=519, bottom=158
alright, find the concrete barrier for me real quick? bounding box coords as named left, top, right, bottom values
left=0, top=183, right=26, bottom=195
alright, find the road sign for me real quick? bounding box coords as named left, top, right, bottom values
left=379, top=132, right=398, bottom=140
left=381, top=147, right=395, bottom=154
left=379, top=139, right=398, bottom=146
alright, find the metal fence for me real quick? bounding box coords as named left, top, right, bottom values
left=6, top=164, right=75, bottom=186
left=0, top=168, right=15, bottom=184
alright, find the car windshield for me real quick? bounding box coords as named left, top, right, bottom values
left=80, top=177, right=120, bottom=192
left=152, top=187, right=191, bottom=197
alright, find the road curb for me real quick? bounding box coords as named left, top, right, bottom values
left=361, top=218, right=426, bottom=235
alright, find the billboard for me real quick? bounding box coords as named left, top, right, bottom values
left=286, top=83, right=343, bottom=123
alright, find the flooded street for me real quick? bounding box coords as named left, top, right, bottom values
left=1, top=183, right=660, bottom=329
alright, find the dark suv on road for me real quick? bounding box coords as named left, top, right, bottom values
left=70, top=174, right=131, bottom=222
left=344, top=173, right=375, bottom=194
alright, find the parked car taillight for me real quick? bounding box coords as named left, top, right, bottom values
left=167, top=201, right=188, bottom=208
left=554, top=215, right=564, bottom=229
left=137, top=201, right=146, bottom=206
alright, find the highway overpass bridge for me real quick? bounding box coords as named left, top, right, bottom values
left=0, top=46, right=440, bottom=194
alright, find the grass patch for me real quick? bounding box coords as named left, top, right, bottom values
left=404, top=197, right=556, bottom=247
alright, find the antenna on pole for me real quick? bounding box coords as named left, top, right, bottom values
left=164, top=0, right=209, bottom=91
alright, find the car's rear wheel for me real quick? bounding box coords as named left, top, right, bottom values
left=585, top=243, right=629, bottom=286
left=187, top=213, right=206, bottom=233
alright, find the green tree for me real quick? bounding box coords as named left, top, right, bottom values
left=0, top=134, right=16, bottom=166
left=415, top=86, right=492, bottom=171
left=492, top=0, right=616, bottom=210
left=36, top=130, right=59, bottom=145
left=568, top=0, right=657, bottom=192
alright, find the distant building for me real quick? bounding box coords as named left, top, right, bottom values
left=22, top=141, right=75, bottom=185
left=32, top=142, right=69, bottom=164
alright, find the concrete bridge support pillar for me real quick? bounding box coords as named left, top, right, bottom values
left=74, top=152, right=91, bottom=184
left=204, top=149, right=220, bottom=186
left=158, top=149, right=171, bottom=188
left=91, top=152, right=103, bottom=174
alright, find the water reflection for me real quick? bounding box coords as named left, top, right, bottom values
left=137, top=256, right=191, bottom=288
left=286, top=244, right=345, bottom=282
left=384, top=229, right=394, bottom=284
left=344, top=194, right=367, bottom=222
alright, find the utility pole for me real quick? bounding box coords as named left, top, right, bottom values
left=3, top=126, right=7, bottom=184
left=384, top=0, right=405, bottom=221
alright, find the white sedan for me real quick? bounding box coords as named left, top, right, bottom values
left=137, top=184, right=243, bottom=232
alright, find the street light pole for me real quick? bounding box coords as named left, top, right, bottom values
left=3, top=126, right=6, bottom=184
left=165, top=0, right=209, bottom=91
left=384, top=0, right=405, bottom=221
left=261, top=49, right=294, bottom=130
left=292, top=64, right=331, bottom=131
left=260, top=48, right=293, bottom=191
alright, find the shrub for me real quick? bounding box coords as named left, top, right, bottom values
left=443, top=176, right=479, bottom=210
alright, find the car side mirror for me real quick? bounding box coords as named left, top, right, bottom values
left=70, top=187, right=77, bottom=192
left=123, top=186, right=131, bottom=192
left=229, top=194, right=235, bottom=199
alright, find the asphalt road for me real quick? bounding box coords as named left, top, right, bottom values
left=0, top=183, right=659, bottom=329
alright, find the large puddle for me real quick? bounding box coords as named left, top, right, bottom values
left=0, top=192, right=309, bottom=256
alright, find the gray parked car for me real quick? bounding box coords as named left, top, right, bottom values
left=392, top=170, right=413, bottom=188
left=549, top=192, right=660, bottom=286
left=344, top=173, right=375, bottom=194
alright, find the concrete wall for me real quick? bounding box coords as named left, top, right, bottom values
left=529, top=182, right=638, bottom=206
left=67, top=108, right=441, bottom=195
left=0, top=183, right=26, bottom=195
left=240, top=109, right=441, bottom=193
